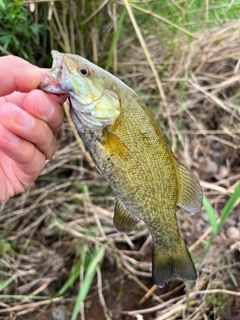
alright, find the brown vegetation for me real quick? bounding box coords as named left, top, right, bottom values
left=0, top=2, right=240, bottom=319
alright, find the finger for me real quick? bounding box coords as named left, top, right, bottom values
left=0, top=125, right=45, bottom=175
left=0, top=91, right=66, bottom=116
left=23, top=90, right=65, bottom=135
left=0, top=55, right=48, bottom=96
left=0, top=125, right=45, bottom=187
left=0, top=103, right=57, bottom=159
left=0, top=92, right=26, bottom=109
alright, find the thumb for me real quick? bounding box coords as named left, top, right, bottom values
left=0, top=55, right=48, bottom=96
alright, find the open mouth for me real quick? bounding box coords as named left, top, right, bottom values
left=39, top=77, right=69, bottom=97
left=52, top=92, right=69, bottom=98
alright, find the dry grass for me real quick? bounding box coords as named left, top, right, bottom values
left=1, top=1, right=240, bottom=319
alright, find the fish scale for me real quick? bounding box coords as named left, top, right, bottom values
left=40, top=51, right=203, bottom=287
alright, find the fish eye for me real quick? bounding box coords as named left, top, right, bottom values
left=79, top=67, right=91, bottom=77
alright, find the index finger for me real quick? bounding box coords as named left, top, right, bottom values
left=0, top=55, right=47, bottom=96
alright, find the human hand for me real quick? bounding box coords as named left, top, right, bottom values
left=0, top=56, right=66, bottom=202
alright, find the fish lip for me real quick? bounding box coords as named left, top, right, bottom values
left=39, top=52, right=71, bottom=96
left=52, top=92, right=69, bottom=98
left=39, top=78, right=69, bottom=98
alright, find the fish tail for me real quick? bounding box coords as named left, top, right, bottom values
left=152, top=239, right=197, bottom=287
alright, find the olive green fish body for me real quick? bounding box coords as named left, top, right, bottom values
left=76, top=93, right=193, bottom=286
left=40, top=51, right=203, bottom=287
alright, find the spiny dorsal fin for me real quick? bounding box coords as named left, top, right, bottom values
left=176, top=163, right=203, bottom=213
left=114, top=199, right=139, bottom=233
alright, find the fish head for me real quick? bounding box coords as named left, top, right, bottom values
left=40, top=50, right=120, bottom=129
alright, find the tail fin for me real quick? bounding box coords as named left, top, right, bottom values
left=152, top=239, right=197, bottom=287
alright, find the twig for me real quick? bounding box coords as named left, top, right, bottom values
left=81, top=0, right=110, bottom=25
left=97, top=267, right=112, bottom=320
left=122, top=0, right=167, bottom=114
left=0, top=297, right=64, bottom=313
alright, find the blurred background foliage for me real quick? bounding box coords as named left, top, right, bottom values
left=1, top=0, right=240, bottom=66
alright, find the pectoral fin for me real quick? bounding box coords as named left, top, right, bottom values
left=102, top=130, right=129, bottom=159
left=114, top=199, right=139, bottom=233
left=176, top=163, right=203, bottom=213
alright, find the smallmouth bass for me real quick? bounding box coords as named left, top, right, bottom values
left=40, top=51, right=203, bottom=287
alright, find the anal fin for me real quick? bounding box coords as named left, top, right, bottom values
left=114, top=199, right=139, bottom=233
left=177, top=163, right=203, bottom=213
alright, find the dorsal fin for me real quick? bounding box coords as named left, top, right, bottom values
left=176, top=163, right=203, bottom=213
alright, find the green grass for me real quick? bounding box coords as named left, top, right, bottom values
left=204, top=183, right=240, bottom=236
left=198, top=183, right=240, bottom=267
left=71, top=246, right=105, bottom=320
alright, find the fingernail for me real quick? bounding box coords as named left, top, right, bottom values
left=1, top=126, right=20, bottom=143
left=39, top=95, right=54, bottom=118
left=13, top=108, right=34, bottom=128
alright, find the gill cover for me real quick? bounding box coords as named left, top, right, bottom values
left=51, top=50, right=120, bottom=129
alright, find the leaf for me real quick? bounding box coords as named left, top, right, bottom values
left=56, top=260, right=81, bottom=297
left=71, top=246, right=105, bottom=320
left=0, top=275, right=18, bottom=292
left=217, top=183, right=240, bottom=233
left=203, top=195, right=217, bottom=233
left=0, top=0, right=5, bottom=9
left=106, top=8, right=126, bottom=71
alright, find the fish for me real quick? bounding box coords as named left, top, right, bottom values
left=40, top=50, right=203, bottom=287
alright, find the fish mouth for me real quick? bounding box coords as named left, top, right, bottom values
left=39, top=51, right=71, bottom=97
left=39, top=77, right=69, bottom=98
